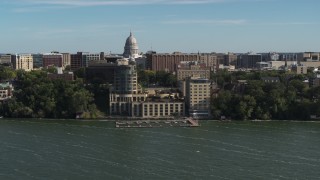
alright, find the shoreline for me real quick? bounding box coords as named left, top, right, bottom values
left=1, top=117, right=320, bottom=123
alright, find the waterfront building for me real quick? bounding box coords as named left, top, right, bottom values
left=43, top=53, right=63, bottom=68
left=109, top=57, right=185, bottom=118
left=139, top=101, right=185, bottom=118
left=109, top=58, right=148, bottom=116
left=123, top=32, right=140, bottom=59
left=11, top=54, right=33, bottom=71
left=0, top=82, right=13, bottom=101
left=185, top=76, right=212, bottom=118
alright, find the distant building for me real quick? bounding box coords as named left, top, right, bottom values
left=310, top=74, right=320, bottom=87
left=279, top=53, right=302, bottom=62
left=0, top=54, right=12, bottom=66
left=105, top=55, right=123, bottom=63
left=261, top=77, right=280, bottom=83
left=224, top=53, right=238, bottom=66
left=11, top=54, right=33, bottom=71
left=32, top=54, right=43, bottom=68
left=302, top=52, right=320, bottom=62
left=86, top=53, right=101, bottom=61
left=300, top=61, right=320, bottom=69
left=0, top=82, right=13, bottom=101
left=292, top=65, right=307, bottom=74
left=257, top=62, right=271, bottom=70
left=218, top=64, right=236, bottom=72
left=176, top=61, right=211, bottom=81
left=261, top=52, right=280, bottom=61
left=186, top=76, right=212, bottom=118
left=86, top=61, right=117, bottom=84
left=237, top=53, right=262, bottom=69
left=123, top=32, right=140, bottom=59
left=43, top=53, right=63, bottom=68
left=135, top=57, right=146, bottom=70
left=61, top=53, right=71, bottom=69
left=146, top=52, right=199, bottom=72
left=70, top=52, right=89, bottom=70
left=199, top=53, right=218, bottom=70
left=47, top=67, right=74, bottom=81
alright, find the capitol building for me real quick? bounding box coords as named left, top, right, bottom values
left=123, top=32, right=141, bottom=59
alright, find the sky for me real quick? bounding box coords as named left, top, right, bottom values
left=0, top=0, right=319, bottom=54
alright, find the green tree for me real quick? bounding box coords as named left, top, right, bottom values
left=0, top=66, right=16, bottom=80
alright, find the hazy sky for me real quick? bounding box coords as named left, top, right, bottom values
left=0, top=0, right=319, bottom=54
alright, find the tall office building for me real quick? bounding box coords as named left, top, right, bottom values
left=11, top=54, right=33, bottom=71
left=186, top=76, right=212, bottom=118
left=199, top=53, right=218, bottom=68
left=0, top=54, right=12, bottom=65
left=237, top=53, right=262, bottom=69
left=61, top=53, right=71, bottom=69
left=109, top=58, right=148, bottom=116
left=43, top=53, right=63, bottom=68
left=176, top=61, right=211, bottom=81
left=224, top=53, right=238, bottom=66
left=70, top=52, right=89, bottom=70
left=32, top=54, right=43, bottom=68
left=146, top=52, right=199, bottom=72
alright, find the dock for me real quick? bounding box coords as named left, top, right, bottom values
left=115, top=119, right=199, bottom=128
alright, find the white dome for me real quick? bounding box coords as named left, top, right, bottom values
left=126, top=32, right=137, bottom=45
left=123, top=32, right=139, bottom=58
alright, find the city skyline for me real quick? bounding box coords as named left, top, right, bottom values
left=0, top=0, right=319, bottom=54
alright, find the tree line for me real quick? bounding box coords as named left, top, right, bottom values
left=0, top=67, right=100, bottom=119
left=211, top=70, right=320, bottom=120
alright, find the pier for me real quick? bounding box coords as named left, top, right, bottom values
left=115, top=119, right=199, bottom=128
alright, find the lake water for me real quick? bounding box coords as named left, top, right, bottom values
left=1, top=119, right=320, bottom=180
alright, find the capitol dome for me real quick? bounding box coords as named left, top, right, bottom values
left=123, top=32, right=139, bottom=58
left=126, top=32, right=137, bottom=45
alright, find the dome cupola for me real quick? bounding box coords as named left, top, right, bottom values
left=123, top=31, right=139, bottom=58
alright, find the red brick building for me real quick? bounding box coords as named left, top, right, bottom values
left=146, top=52, right=199, bottom=72
left=43, top=53, right=63, bottom=68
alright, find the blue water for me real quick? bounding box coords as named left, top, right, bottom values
left=1, top=119, right=320, bottom=179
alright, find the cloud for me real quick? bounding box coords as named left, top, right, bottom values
left=162, top=19, right=247, bottom=25
left=258, top=22, right=320, bottom=26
